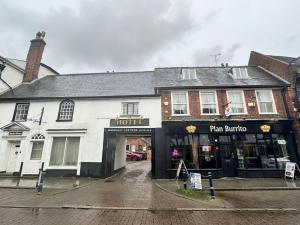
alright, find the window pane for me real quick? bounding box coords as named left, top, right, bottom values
left=30, top=142, right=44, bottom=160
left=14, top=103, right=29, bottom=121
left=122, top=102, right=139, bottom=115
left=173, top=104, right=187, bottom=114
left=58, top=101, right=74, bottom=120
left=50, top=138, right=66, bottom=166
left=257, top=91, right=275, bottom=113
left=64, top=137, right=80, bottom=165
left=227, top=92, right=245, bottom=113
left=173, top=93, right=187, bottom=114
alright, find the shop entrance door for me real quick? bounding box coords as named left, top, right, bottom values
left=218, top=135, right=236, bottom=177
left=6, top=141, right=21, bottom=173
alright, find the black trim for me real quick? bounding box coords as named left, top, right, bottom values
left=45, top=169, right=77, bottom=177
left=56, top=99, right=74, bottom=122
left=12, top=102, right=30, bottom=122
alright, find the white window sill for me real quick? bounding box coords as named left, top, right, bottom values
left=47, top=166, right=78, bottom=169
left=201, top=113, right=220, bottom=116
left=259, top=112, right=277, bottom=115
left=171, top=114, right=190, bottom=116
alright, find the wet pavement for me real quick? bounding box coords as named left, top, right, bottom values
left=1, top=161, right=300, bottom=224
left=1, top=208, right=299, bottom=225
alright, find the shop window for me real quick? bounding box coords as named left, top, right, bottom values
left=13, top=103, right=30, bottom=122
left=227, top=91, right=247, bottom=114
left=49, top=137, right=80, bottom=166
left=57, top=100, right=74, bottom=121
left=122, top=102, right=139, bottom=116
left=256, top=90, right=276, bottom=114
left=271, top=134, right=290, bottom=169
left=171, top=92, right=188, bottom=115
left=198, top=134, right=218, bottom=169
left=236, top=134, right=260, bottom=168
left=200, top=91, right=218, bottom=114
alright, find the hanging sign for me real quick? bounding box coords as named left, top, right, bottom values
left=285, top=162, right=296, bottom=178
left=190, top=172, right=202, bottom=190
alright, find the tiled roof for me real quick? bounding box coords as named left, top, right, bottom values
left=0, top=66, right=289, bottom=100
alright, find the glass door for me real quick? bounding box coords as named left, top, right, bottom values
left=218, top=135, right=236, bottom=177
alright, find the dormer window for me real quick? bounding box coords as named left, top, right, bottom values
left=180, top=68, right=197, bottom=80
left=232, top=68, right=249, bottom=79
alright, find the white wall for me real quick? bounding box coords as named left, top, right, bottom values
left=114, top=134, right=126, bottom=170
left=0, top=97, right=161, bottom=175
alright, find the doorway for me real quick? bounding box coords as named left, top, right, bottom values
left=218, top=135, right=237, bottom=177
left=6, top=141, right=21, bottom=173
left=102, top=129, right=153, bottom=178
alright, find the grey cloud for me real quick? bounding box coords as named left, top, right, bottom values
left=193, top=44, right=240, bottom=66
left=43, top=0, right=196, bottom=71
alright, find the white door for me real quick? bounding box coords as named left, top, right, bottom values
left=6, top=141, right=21, bottom=173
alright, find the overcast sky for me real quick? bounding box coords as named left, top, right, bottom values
left=0, top=0, right=299, bottom=74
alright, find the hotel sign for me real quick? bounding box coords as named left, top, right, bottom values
left=110, top=118, right=149, bottom=127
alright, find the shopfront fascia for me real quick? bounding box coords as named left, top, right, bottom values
left=162, top=120, right=298, bottom=178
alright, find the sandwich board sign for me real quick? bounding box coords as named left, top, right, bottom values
left=285, top=162, right=296, bottom=179
left=175, top=159, right=189, bottom=180
left=190, top=172, right=202, bottom=190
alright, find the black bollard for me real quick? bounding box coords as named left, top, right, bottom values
left=208, top=172, right=215, bottom=199
left=36, top=165, right=46, bottom=194
left=183, top=171, right=187, bottom=189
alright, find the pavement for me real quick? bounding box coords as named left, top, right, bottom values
left=0, top=161, right=300, bottom=224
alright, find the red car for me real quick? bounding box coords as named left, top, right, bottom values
left=126, top=151, right=143, bottom=161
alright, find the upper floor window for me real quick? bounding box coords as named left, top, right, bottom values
left=200, top=91, right=218, bottom=114
left=13, top=103, right=30, bottom=121
left=232, top=68, right=248, bottom=79
left=256, top=90, right=276, bottom=114
left=57, top=100, right=74, bottom=121
left=227, top=90, right=247, bottom=114
left=180, top=68, right=197, bottom=80
left=172, top=92, right=189, bottom=115
left=122, top=102, right=139, bottom=116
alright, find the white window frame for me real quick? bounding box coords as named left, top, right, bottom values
left=121, top=102, right=139, bottom=116
left=30, top=141, right=44, bottom=160
left=48, top=137, right=81, bottom=168
left=255, top=90, right=277, bottom=114
left=199, top=91, right=219, bottom=115
left=226, top=90, right=248, bottom=115
left=171, top=91, right=190, bottom=116
left=180, top=68, right=197, bottom=80
left=13, top=103, right=30, bottom=122
left=232, top=68, right=249, bottom=79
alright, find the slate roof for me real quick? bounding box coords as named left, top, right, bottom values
left=0, top=66, right=289, bottom=100
left=0, top=71, right=156, bottom=99
left=153, top=66, right=289, bottom=89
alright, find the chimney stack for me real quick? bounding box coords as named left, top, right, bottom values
left=23, top=31, right=46, bottom=82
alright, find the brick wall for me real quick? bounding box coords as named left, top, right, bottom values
left=161, top=89, right=287, bottom=121
left=249, top=51, right=300, bottom=157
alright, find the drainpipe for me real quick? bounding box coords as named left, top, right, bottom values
left=282, top=86, right=291, bottom=119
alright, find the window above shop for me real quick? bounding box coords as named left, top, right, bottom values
left=199, top=91, right=218, bottom=115
left=256, top=90, right=276, bottom=114
left=13, top=103, right=30, bottom=122
left=180, top=68, right=197, bottom=80
left=171, top=92, right=189, bottom=115
left=226, top=90, right=247, bottom=114
left=122, top=102, right=139, bottom=116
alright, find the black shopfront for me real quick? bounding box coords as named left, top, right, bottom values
left=153, top=120, right=299, bottom=178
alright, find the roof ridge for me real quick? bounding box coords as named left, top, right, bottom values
left=57, top=70, right=154, bottom=76
left=155, top=65, right=257, bottom=69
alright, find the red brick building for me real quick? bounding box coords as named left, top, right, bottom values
left=153, top=66, right=299, bottom=178
left=249, top=51, right=300, bottom=156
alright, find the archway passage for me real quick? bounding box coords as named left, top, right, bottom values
left=102, top=128, right=154, bottom=178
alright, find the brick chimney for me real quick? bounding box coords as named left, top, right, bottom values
left=23, top=31, right=46, bottom=82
